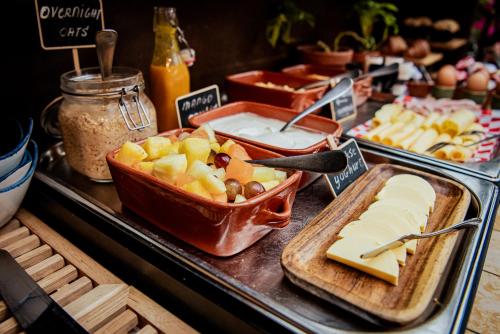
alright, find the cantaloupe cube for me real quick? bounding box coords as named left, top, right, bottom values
left=135, top=161, right=154, bottom=175
left=142, top=136, right=172, bottom=160
left=200, top=173, right=226, bottom=194
left=226, top=158, right=254, bottom=184
left=220, top=139, right=236, bottom=154
left=189, top=127, right=209, bottom=140
left=175, top=173, right=195, bottom=187
left=167, top=134, right=178, bottom=143
left=252, top=167, right=276, bottom=183
left=153, top=154, right=187, bottom=184
left=275, top=170, right=287, bottom=182
left=115, top=141, right=147, bottom=166
left=212, top=168, right=226, bottom=180
left=212, top=192, right=228, bottom=203
left=181, top=138, right=211, bottom=166
left=234, top=194, right=246, bottom=203
left=228, top=143, right=252, bottom=160
left=261, top=180, right=280, bottom=191
left=182, top=180, right=212, bottom=200
left=187, top=160, right=213, bottom=179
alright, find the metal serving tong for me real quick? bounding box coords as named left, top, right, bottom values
left=298, top=63, right=399, bottom=91
left=280, top=78, right=353, bottom=132
left=425, top=133, right=500, bottom=154
left=360, top=217, right=481, bottom=259
left=246, top=149, right=348, bottom=174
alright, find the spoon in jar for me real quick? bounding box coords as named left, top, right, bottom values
left=246, top=149, right=348, bottom=174
left=280, top=78, right=353, bottom=132
left=96, top=29, right=118, bottom=80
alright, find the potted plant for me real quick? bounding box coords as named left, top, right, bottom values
left=304, top=0, right=399, bottom=68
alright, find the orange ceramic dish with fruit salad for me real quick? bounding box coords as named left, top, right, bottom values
left=106, top=128, right=302, bottom=257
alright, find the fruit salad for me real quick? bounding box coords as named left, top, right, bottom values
left=113, top=125, right=288, bottom=203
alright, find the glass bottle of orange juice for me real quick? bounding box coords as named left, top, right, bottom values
left=150, top=7, right=190, bottom=131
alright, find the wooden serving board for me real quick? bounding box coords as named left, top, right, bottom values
left=281, top=163, right=471, bottom=324
left=0, top=209, right=197, bottom=334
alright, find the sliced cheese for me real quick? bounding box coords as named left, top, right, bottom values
left=385, top=174, right=436, bottom=207
left=326, top=236, right=399, bottom=285
left=370, top=199, right=428, bottom=232
left=359, top=208, right=419, bottom=254
left=338, top=221, right=407, bottom=265
left=376, top=184, right=432, bottom=214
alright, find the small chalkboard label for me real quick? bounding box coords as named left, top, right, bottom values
left=325, top=139, right=368, bottom=197
left=329, top=84, right=357, bottom=122
left=34, top=0, right=104, bottom=50
left=176, top=85, right=221, bottom=128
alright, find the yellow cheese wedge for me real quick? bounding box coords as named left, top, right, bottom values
left=370, top=199, right=428, bottom=232
left=338, top=221, right=407, bottom=265
left=376, top=184, right=432, bottom=214
left=326, top=236, right=399, bottom=285
left=359, top=208, right=419, bottom=253
left=385, top=174, right=436, bottom=207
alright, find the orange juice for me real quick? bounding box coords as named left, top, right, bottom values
left=150, top=7, right=190, bottom=131
left=150, top=63, right=190, bottom=131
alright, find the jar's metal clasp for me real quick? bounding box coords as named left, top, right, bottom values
left=118, top=85, right=152, bottom=131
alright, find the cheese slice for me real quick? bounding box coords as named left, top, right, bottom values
left=385, top=174, right=436, bottom=207
left=370, top=199, right=428, bottom=232
left=326, top=236, right=399, bottom=285
left=338, top=221, right=407, bottom=265
left=359, top=208, right=419, bottom=254
left=376, top=184, right=432, bottom=214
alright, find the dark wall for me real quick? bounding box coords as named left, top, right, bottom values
left=9, top=0, right=477, bottom=144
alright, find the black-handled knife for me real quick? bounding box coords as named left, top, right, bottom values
left=0, top=249, right=88, bottom=334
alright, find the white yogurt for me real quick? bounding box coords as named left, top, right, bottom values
left=207, top=112, right=326, bottom=149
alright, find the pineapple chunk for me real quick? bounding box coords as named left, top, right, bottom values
left=115, top=141, right=147, bottom=166
left=200, top=173, right=226, bottom=194
left=182, top=138, right=211, bottom=166
left=220, top=139, right=236, bottom=154
left=252, top=167, right=277, bottom=183
left=182, top=180, right=212, bottom=200
left=261, top=180, right=280, bottom=191
left=153, top=154, right=187, bottom=184
left=234, top=194, right=246, bottom=203
left=212, top=168, right=226, bottom=180
left=187, top=160, right=213, bottom=179
left=201, top=124, right=217, bottom=143
left=210, top=142, right=221, bottom=154
left=275, top=170, right=287, bottom=182
left=165, top=142, right=180, bottom=155
left=142, top=136, right=172, bottom=160
left=135, top=161, right=154, bottom=175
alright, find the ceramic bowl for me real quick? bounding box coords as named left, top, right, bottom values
left=0, top=140, right=38, bottom=226
left=0, top=118, right=33, bottom=178
left=226, top=70, right=327, bottom=112
left=107, top=129, right=302, bottom=257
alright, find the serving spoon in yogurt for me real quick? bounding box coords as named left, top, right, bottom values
left=280, top=77, right=353, bottom=132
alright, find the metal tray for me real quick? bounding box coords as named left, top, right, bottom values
left=342, top=101, right=500, bottom=183
left=34, top=141, right=498, bottom=333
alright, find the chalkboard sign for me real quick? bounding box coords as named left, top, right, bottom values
left=325, top=139, right=368, bottom=197
left=35, top=0, right=104, bottom=50
left=176, top=85, right=221, bottom=127
left=329, top=85, right=357, bottom=122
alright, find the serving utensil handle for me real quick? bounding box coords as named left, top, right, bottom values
left=280, top=78, right=353, bottom=132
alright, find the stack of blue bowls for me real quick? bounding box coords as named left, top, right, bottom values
left=0, top=118, right=37, bottom=226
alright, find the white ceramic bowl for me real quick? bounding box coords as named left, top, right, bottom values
left=0, top=140, right=38, bottom=226
left=0, top=118, right=33, bottom=178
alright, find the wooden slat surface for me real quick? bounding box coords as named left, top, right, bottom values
left=0, top=302, right=7, bottom=323
left=2, top=235, right=40, bottom=258
left=0, top=228, right=29, bottom=248
left=51, top=277, right=93, bottom=307
left=137, top=324, right=158, bottom=334
left=15, top=245, right=52, bottom=269
left=25, top=254, right=64, bottom=282
left=16, top=209, right=121, bottom=285
left=0, top=317, right=19, bottom=334
left=0, top=220, right=21, bottom=236
left=37, top=265, right=78, bottom=294
left=94, top=309, right=138, bottom=334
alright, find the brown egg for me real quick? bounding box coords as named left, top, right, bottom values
left=467, top=72, right=489, bottom=92
left=437, top=65, right=457, bottom=87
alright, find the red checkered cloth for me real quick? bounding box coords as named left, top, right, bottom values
left=347, top=97, right=500, bottom=163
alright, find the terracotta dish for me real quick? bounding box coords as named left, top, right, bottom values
left=226, top=70, right=327, bottom=112
left=107, top=128, right=302, bottom=257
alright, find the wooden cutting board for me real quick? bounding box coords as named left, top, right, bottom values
left=281, top=163, right=471, bottom=325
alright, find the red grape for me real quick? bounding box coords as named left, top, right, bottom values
left=244, top=181, right=265, bottom=199
left=225, top=178, right=242, bottom=201
left=214, top=153, right=231, bottom=169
